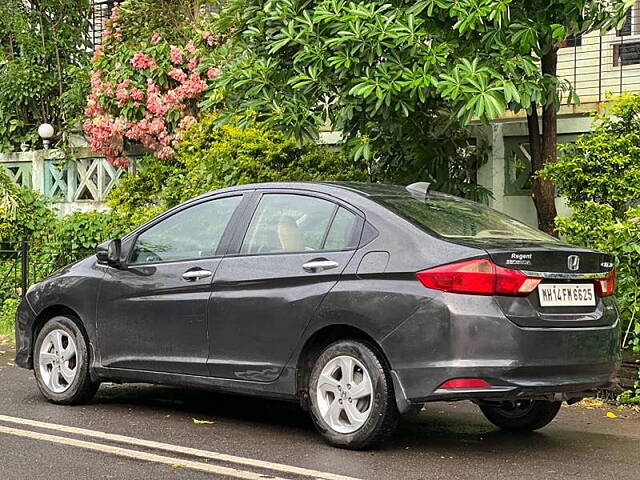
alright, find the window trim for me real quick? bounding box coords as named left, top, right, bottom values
left=124, top=193, right=248, bottom=267
left=227, top=189, right=365, bottom=258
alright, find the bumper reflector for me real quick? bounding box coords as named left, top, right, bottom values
left=439, top=378, right=491, bottom=389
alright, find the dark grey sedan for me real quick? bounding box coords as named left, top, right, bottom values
left=15, top=182, right=620, bottom=449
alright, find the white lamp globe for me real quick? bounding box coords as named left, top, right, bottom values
left=38, top=123, right=55, bottom=140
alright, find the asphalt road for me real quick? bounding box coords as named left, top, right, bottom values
left=1, top=342, right=639, bottom=480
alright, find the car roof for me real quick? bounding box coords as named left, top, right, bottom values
left=198, top=181, right=456, bottom=201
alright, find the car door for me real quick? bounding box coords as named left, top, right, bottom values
left=207, top=190, right=364, bottom=381
left=96, top=194, right=245, bottom=376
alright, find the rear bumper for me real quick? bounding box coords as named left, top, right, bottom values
left=382, top=293, right=620, bottom=404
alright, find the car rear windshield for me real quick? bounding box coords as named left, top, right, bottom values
left=378, top=196, right=560, bottom=243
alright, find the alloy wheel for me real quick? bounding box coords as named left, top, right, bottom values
left=316, top=355, right=373, bottom=434
left=38, top=329, right=78, bottom=394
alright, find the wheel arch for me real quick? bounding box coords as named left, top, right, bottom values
left=295, top=324, right=405, bottom=411
left=30, top=305, right=95, bottom=379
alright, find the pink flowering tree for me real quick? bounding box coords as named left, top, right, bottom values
left=84, top=4, right=222, bottom=166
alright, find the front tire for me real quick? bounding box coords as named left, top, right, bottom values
left=308, top=340, right=399, bottom=450
left=33, top=316, right=100, bottom=405
left=479, top=400, right=561, bottom=431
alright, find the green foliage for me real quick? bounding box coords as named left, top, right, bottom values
left=618, top=381, right=640, bottom=404
left=115, top=0, right=211, bottom=43
left=554, top=204, right=640, bottom=352
left=0, top=168, right=56, bottom=241
left=208, top=0, right=629, bottom=200
left=108, top=116, right=369, bottom=214
left=541, top=93, right=640, bottom=402
left=34, top=211, right=132, bottom=269
left=543, top=93, right=640, bottom=214
left=107, top=155, right=179, bottom=223
left=0, top=297, right=19, bottom=342
left=0, top=0, right=92, bottom=151
left=175, top=116, right=368, bottom=199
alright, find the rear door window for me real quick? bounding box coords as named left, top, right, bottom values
left=240, top=194, right=359, bottom=254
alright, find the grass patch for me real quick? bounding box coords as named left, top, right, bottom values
left=0, top=297, right=18, bottom=345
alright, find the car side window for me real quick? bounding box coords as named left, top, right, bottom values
left=324, top=207, right=359, bottom=250
left=241, top=194, right=356, bottom=255
left=130, top=196, right=242, bottom=265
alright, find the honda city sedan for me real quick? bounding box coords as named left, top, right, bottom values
left=15, top=182, right=620, bottom=449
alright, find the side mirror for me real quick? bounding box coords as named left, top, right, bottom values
left=96, top=239, right=122, bottom=267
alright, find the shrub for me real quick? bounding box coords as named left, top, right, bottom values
left=0, top=168, right=56, bottom=242
left=108, top=116, right=369, bottom=214
left=541, top=93, right=640, bottom=402
left=34, top=211, right=132, bottom=269
left=0, top=297, right=19, bottom=342
left=84, top=0, right=221, bottom=165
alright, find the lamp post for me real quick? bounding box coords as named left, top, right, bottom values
left=38, top=123, right=55, bottom=150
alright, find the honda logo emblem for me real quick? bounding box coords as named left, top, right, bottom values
left=568, top=255, right=580, bottom=271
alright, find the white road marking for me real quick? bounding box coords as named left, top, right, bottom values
left=0, top=414, right=362, bottom=480
left=0, top=424, right=292, bottom=480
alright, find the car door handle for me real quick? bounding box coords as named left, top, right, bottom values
left=182, top=269, right=213, bottom=281
left=302, top=259, right=339, bottom=273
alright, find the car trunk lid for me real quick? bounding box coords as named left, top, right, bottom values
left=482, top=244, right=616, bottom=328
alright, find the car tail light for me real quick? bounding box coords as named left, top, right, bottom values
left=439, top=378, right=491, bottom=389
left=416, top=258, right=542, bottom=296
left=595, top=268, right=616, bottom=297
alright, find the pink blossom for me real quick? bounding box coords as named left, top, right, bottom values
left=148, top=117, right=166, bottom=136
left=187, top=58, right=199, bottom=71
left=130, top=88, right=144, bottom=101
left=91, top=45, right=103, bottom=62
left=112, top=156, right=131, bottom=167
left=157, top=146, right=176, bottom=160
left=170, top=46, right=184, bottom=65
left=179, top=115, right=197, bottom=131
left=186, top=40, right=196, bottom=54
left=202, top=32, right=216, bottom=47
left=146, top=79, right=160, bottom=95
left=207, top=67, right=222, bottom=79
left=168, top=68, right=188, bottom=83
left=131, top=52, right=157, bottom=70
left=151, top=33, right=162, bottom=45
left=174, top=73, right=206, bottom=99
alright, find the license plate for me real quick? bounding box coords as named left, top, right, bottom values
left=538, top=283, right=596, bottom=307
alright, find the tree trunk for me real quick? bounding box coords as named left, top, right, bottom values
left=527, top=47, right=559, bottom=236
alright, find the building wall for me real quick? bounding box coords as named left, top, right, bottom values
left=477, top=116, right=596, bottom=227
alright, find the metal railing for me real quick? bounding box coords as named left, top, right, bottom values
left=0, top=150, right=135, bottom=206
left=0, top=242, right=28, bottom=299
left=90, top=0, right=117, bottom=50
left=558, top=27, right=640, bottom=104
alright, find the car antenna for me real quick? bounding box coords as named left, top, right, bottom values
left=406, top=182, right=431, bottom=200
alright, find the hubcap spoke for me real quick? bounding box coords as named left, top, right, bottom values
left=344, top=401, right=368, bottom=426
left=60, top=364, right=76, bottom=383
left=39, top=352, right=57, bottom=365
left=318, top=373, right=340, bottom=394
left=48, top=367, right=62, bottom=391
left=51, top=331, right=64, bottom=353
left=324, top=398, right=343, bottom=427
left=338, top=356, right=355, bottom=385
left=62, top=344, right=75, bottom=362
left=349, top=374, right=372, bottom=399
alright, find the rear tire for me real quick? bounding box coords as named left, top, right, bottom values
left=479, top=400, right=561, bottom=431
left=33, top=316, right=100, bottom=405
left=308, top=340, right=399, bottom=450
